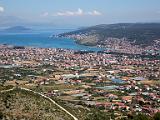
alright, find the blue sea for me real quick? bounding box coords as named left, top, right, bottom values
left=0, top=30, right=104, bottom=51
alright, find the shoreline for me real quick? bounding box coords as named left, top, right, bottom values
left=1, top=44, right=159, bottom=60
left=0, top=43, right=105, bottom=52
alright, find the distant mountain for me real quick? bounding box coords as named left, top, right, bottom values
left=58, top=23, right=160, bottom=46
left=4, top=26, right=31, bottom=32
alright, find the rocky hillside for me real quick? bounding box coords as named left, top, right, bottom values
left=0, top=87, right=74, bottom=120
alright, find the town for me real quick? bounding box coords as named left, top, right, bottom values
left=58, top=33, right=160, bottom=55
left=0, top=44, right=159, bottom=119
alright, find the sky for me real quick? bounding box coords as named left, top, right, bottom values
left=0, top=0, right=160, bottom=28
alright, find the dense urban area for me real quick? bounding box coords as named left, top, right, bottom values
left=0, top=44, right=160, bottom=120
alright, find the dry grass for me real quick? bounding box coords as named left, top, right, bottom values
left=140, top=80, right=160, bottom=85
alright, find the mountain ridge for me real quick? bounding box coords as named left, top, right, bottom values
left=3, top=26, right=31, bottom=32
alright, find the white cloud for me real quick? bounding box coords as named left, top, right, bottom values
left=88, top=10, right=102, bottom=16
left=0, top=6, right=4, bottom=13
left=76, top=8, right=83, bottom=15
left=53, top=8, right=83, bottom=16
left=53, top=8, right=102, bottom=16
left=41, top=12, right=49, bottom=17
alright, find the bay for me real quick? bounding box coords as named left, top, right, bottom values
left=0, top=30, right=104, bottom=51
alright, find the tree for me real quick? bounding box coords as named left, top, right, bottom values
left=154, top=112, right=160, bottom=120
left=0, top=111, right=4, bottom=119
left=134, top=114, right=150, bottom=120
left=85, top=110, right=109, bottom=120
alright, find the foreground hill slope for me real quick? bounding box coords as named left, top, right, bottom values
left=58, top=23, right=160, bottom=46
left=0, top=88, right=74, bottom=120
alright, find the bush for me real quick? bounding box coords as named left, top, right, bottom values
left=85, top=110, right=110, bottom=120
left=0, top=111, right=4, bottom=119
left=154, top=112, right=160, bottom=120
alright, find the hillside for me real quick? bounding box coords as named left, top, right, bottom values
left=0, top=87, right=74, bottom=120
left=58, top=23, right=160, bottom=46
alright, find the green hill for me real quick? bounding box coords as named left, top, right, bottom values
left=58, top=23, right=160, bottom=46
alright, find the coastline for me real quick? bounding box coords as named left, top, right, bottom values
left=0, top=33, right=104, bottom=52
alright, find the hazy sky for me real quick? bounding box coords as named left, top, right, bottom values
left=0, top=0, right=160, bottom=27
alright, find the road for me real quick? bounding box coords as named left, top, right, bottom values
left=0, top=87, right=78, bottom=120
left=0, top=87, right=15, bottom=93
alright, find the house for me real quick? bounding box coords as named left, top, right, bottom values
left=131, top=77, right=146, bottom=81
left=105, top=94, right=118, bottom=99
left=122, top=96, right=133, bottom=103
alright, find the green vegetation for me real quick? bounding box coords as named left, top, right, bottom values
left=29, top=83, right=79, bottom=93
left=85, top=110, right=110, bottom=120
left=52, top=97, right=89, bottom=120
left=0, top=85, right=13, bottom=91
left=59, top=23, right=160, bottom=46
left=121, top=113, right=160, bottom=120
left=0, top=88, right=74, bottom=120
left=154, top=112, right=160, bottom=120
left=52, top=97, right=113, bottom=120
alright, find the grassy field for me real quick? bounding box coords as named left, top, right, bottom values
left=23, top=83, right=80, bottom=93
left=140, top=80, right=160, bottom=85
